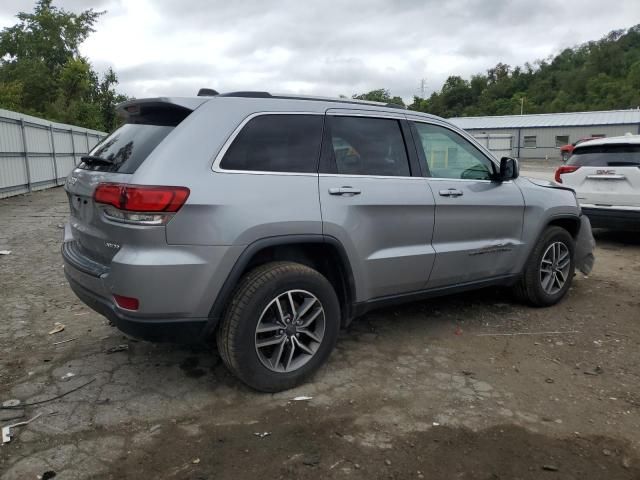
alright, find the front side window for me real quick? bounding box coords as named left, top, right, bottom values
left=220, top=114, right=323, bottom=173
left=412, top=122, right=494, bottom=180
left=328, top=116, right=410, bottom=176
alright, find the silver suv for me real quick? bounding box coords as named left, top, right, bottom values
left=62, top=91, right=595, bottom=392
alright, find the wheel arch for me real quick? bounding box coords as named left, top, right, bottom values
left=546, top=214, right=581, bottom=238
left=203, top=235, right=356, bottom=339
left=516, top=213, right=582, bottom=277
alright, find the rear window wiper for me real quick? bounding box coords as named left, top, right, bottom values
left=80, top=155, right=114, bottom=165
left=81, top=155, right=113, bottom=164
left=81, top=155, right=114, bottom=165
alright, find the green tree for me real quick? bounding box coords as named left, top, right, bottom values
left=401, top=24, right=640, bottom=118
left=353, top=88, right=405, bottom=106
left=0, top=80, right=23, bottom=110
left=0, top=0, right=127, bottom=131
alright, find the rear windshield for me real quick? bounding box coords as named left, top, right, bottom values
left=78, top=105, right=190, bottom=173
left=78, top=124, right=174, bottom=173
left=568, top=144, right=640, bottom=167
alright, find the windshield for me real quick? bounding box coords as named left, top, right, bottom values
left=568, top=144, right=640, bottom=167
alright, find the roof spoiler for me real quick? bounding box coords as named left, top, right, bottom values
left=116, top=97, right=210, bottom=119
left=197, top=88, right=219, bottom=96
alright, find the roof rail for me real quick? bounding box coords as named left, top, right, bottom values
left=216, top=91, right=406, bottom=109
left=218, top=91, right=272, bottom=98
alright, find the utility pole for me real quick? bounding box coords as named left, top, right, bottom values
left=420, top=78, right=426, bottom=98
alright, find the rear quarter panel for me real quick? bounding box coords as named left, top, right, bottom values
left=130, top=98, right=324, bottom=246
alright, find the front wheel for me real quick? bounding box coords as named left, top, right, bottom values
left=513, top=226, right=575, bottom=307
left=216, top=262, right=340, bottom=392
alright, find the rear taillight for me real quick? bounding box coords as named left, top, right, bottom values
left=554, top=165, right=580, bottom=183
left=113, top=294, right=139, bottom=310
left=94, top=183, right=189, bottom=212
left=94, top=183, right=189, bottom=225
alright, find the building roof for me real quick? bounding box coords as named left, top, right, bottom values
left=449, top=109, right=640, bottom=130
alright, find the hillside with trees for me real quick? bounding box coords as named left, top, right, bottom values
left=357, top=26, right=640, bottom=118
left=0, top=0, right=127, bottom=131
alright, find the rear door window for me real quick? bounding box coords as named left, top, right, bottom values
left=220, top=114, right=323, bottom=173
left=569, top=145, right=640, bottom=167
left=327, top=116, right=410, bottom=176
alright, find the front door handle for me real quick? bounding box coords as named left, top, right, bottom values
left=439, top=188, right=464, bottom=197
left=329, top=186, right=362, bottom=196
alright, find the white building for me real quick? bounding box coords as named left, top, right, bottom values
left=450, top=109, right=640, bottom=160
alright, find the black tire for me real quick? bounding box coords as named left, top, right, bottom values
left=216, top=261, right=340, bottom=392
left=513, top=226, right=575, bottom=307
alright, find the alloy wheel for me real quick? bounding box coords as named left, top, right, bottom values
left=254, top=289, right=326, bottom=373
left=539, top=241, right=571, bottom=295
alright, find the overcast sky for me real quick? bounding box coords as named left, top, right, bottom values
left=1, top=0, right=639, bottom=101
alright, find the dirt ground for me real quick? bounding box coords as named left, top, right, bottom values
left=1, top=186, right=639, bottom=480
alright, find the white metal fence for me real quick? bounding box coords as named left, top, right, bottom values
left=0, top=108, right=106, bottom=199
left=472, top=133, right=514, bottom=159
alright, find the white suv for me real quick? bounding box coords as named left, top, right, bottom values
left=555, top=135, right=640, bottom=230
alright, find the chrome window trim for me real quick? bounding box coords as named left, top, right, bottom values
left=325, top=109, right=407, bottom=120
left=211, top=109, right=504, bottom=181
left=211, top=111, right=324, bottom=175
left=319, top=173, right=426, bottom=181
left=425, top=177, right=512, bottom=184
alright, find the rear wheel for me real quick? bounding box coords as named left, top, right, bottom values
left=217, top=262, right=340, bottom=392
left=513, top=226, right=575, bottom=307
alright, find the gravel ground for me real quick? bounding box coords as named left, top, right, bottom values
left=1, top=186, right=639, bottom=480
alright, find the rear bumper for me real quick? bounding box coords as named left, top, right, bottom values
left=65, top=270, right=208, bottom=343
left=60, top=216, right=245, bottom=341
left=581, top=207, right=640, bottom=230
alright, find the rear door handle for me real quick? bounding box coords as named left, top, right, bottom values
left=439, top=188, right=464, bottom=197
left=329, top=186, right=361, bottom=196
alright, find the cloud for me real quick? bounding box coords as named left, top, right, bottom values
left=2, top=0, right=639, bottom=102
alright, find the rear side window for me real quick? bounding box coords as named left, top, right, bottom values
left=328, top=116, right=410, bottom=176
left=79, top=124, right=174, bottom=173
left=569, top=144, right=640, bottom=167
left=220, top=114, right=323, bottom=173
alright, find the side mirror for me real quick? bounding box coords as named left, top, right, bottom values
left=499, top=157, right=519, bottom=181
